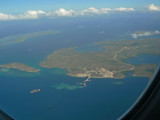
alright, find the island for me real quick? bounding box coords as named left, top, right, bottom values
left=40, top=38, right=160, bottom=79
left=0, top=30, right=60, bottom=47
left=14, top=30, right=60, bottom=43
left=0, top=63, right=40, bottom=72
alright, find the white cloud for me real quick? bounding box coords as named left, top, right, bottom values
left=0, top=10, right=46, bottom=20
left=101, top=8, right=112, bottom=12
left=0, top=12, right=16, bottom=20
left=114, top=7, right=135, bottom=12
left=79, top=7, right=134, bottom=15
left=0, top=7, right=135, bottom=21
left=155, top=30, right=160, bottom=34
left=148, top=4, right=160, bottom=11
left=19, top=10, right=46, bottom=19
left=80, top=7, right=100, bottom=15
left=79, top=7, right=111, bottom=15
left=131, top=30, right=160, bottom=39
left=54, top=8, right=75, bottom=16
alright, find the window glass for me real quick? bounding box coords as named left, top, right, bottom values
left=0, top=1, right=160, bottom=120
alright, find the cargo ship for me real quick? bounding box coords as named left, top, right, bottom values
left=30, top=89, right=40, bottom=94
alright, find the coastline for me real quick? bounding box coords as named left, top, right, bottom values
left=0, top=63, right=40, bottom=73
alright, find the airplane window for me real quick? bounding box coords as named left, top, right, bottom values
left=0, top=1, right=160, bottom=120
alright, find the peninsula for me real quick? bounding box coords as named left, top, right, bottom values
left=40, top=38, right=160, bottom=79
left=0, top=63, right=40, bottom=72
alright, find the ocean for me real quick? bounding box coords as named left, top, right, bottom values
left=0, top=13, right=160, bottom=120
left=0, top=68, right=149, bottom=120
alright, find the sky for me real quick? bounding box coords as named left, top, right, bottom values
left=0, top=0, right=160, bottom=13
left=0, top=0, right=160, bottom=20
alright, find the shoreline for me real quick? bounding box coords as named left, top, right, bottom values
left=0, top=63, right=40, bottom=73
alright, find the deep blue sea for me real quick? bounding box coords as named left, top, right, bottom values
left=0, top=13, right=160, bottom=120
left=0, top=69, right=149, bottom=120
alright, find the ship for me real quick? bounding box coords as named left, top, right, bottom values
left=30, top=89, right=40, bottom=94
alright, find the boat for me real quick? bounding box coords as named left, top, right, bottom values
left=30, top=89, right=40, bottom=94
